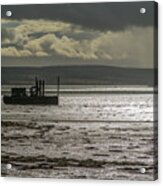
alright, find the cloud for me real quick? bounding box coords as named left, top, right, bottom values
left=1, top=27, right=15, bottom=44
left=1, top=19, right=154, bottom=68
left=14, top=19, right=73, bottom=35
left=1, top=47, right=32, bottom=57
left=90, top=26, right=154, bottom=67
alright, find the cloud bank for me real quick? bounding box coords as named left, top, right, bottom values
left=2, top=19, right=154, bottom=68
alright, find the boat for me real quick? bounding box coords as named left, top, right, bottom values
left=3, top=77, right=60, bottom=105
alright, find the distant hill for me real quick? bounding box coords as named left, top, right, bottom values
left=1, top=65, right=156, bottom=86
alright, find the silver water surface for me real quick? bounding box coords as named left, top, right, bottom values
left=1, top=87, right=157, bottom=180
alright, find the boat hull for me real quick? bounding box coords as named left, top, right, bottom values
left=3, top=96, right=58, bottom=105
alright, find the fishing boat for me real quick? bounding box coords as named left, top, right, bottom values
left=3, top=77, right=60, bottom=105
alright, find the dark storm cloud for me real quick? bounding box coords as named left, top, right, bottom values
left=2, top=1, right=157, bottom=31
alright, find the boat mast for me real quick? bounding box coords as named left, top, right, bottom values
left=35, top=77, right=39, bottom=97
left=39, top=80, right=42, bottom=97
left=57, top=76, right=60, bottom=105
left=42, top=80, right=45, bottom=96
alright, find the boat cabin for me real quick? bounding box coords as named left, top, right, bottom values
left=11, top=88, right=27, bottom=97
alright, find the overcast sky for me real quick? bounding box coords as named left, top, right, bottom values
left=1, top=2, right=157, bottom=68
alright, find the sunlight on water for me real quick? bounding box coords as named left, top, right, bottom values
left=1, top=86, right=157, bottom=180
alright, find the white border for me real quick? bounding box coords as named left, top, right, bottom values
left=0, top=0, right=162, bottom=185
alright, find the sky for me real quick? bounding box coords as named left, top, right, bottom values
left=1, top=2, right=157, bottom=68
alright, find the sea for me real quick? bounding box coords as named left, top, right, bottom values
left=1, top=85, right=158, bottom=180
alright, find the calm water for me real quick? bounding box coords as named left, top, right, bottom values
left=1, top=86, right=157, bottom=180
